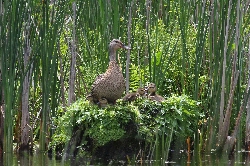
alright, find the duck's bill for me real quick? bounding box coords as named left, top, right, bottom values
left=123, top=45, right=131, bottom=50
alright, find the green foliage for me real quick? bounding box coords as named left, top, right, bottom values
left=50, top=99, right=140, bottom=150
left=50, top=95, right=202, bottom=156
left=162, top=95, right=202, bottom=136
left=136, top=95, right=202, bottom=141
left=129, top=64, right=146, bottom=90
left=86, top=104, right=139, bottom=146
left=130, top=18, right=198, bottom=95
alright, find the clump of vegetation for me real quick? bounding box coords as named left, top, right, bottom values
left=50, top=94, right=203, bottom=161
left=50, top=99, right=140, bottom=153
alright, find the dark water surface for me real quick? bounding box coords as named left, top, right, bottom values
left=166, top=150, right=249, bottom=166
left=0, top=151, right=250, bottom=165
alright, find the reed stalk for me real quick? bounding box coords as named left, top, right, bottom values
left=1, top=0, right=23, bottom=155
left=125, top=0, right=134, bottom=93
left=68, top=2, right=77, bottom=104
left=20, top=1, right=32, bottom=151
left=38, top=0, right=65, bottom=151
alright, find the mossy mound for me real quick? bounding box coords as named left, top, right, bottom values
left=50, top=95, right=202, bottom=163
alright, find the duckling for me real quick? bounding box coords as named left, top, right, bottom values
left=147, top=83, right=165, bottom=102
left=86, top=94, right=95, bottom=104
left=90, top=39, right=131, bottom=105
left=137, top=87, right=146, bottom=97
left=98, top=97, right=108, bottom=108
left=122, top=87, right=145, bottom=102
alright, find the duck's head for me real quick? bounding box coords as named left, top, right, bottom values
left=109, top=39, right=131, bottom=50
left=99, top=97, right=108, bottom=104
left=86, top=94, right=93, bottom=102
left=137, top=87, right=145, bottom=96
left=147, top=83, right=157, bottom=94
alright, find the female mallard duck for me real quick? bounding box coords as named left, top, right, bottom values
left=122, top=87, right=145, bottom=102
left=89, top=39, right=130, bottom=104
left=147, top=83, right=165, bottom=102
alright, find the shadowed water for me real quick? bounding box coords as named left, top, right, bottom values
left=1, top=150, right=250, bottom=166
left=0, top=152, right=70, bottom=166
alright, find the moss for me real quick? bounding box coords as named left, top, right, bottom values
left=50, top=95, right=203, bottom=161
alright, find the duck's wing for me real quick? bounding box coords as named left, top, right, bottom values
left=122, top=93, right=132, bottom=101
left=122, top=93, right=137, bottom=101
left=153, top=95, right=165, bottom=102
left=92, top=74, right=104, bottom=86
left=90, top=62, right=125, bottom=103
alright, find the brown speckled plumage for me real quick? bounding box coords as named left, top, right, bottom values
left=147, top=83, right=165, bottom=102
left=98, top=98, right=108, bottom=108
left=86, top=94, right=94, bottom=104
left=122, top=87, right=145, bottom=102
left=90, top=39, right=130, bottom=104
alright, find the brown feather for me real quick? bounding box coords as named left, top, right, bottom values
left=122, top=88, right=145, bottom=102
left=147, top=83, right=165, bottom=102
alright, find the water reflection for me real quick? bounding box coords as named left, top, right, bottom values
left=1, top=152, right=71, bottom=166
left=1, top=151, right=250, bottom=165
left=162, top=150, right=250, bottom=166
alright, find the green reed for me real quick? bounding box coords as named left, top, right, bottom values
left=38, top=0, right=65, bottom=151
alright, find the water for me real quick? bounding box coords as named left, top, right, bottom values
left=0, top=151, right=249, bottom=165
left=169, top=150, right=250, bottom=166
left=0, top=153, right=70, bottom=166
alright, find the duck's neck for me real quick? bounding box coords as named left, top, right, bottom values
left=109, top=46, right=117, bottom=61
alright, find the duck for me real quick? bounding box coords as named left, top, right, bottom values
left=122, top=87, right=145, bottom=102
left=90, top=39, right=130, bottom=104
left=86, top=94, right=94, bottom=104
left=147, top=83, right=165, bottom=102
left=86, top=94, right=99, bottom=105
left=98, top=98, right=108, bottom=108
